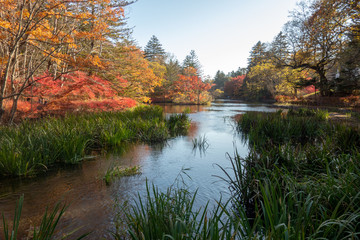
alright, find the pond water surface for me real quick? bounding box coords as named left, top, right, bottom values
left=0, top=100, right=276, bottom=239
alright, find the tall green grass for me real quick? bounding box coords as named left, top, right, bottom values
left=114, top=181, right=244, bottom=240
left=238, top=108, right=358, bottom=148
left=166, top=111, right=191, bottom=137
left=228, top=108, right=360, bottom=239
left=0, top=105, right=190, bottom=178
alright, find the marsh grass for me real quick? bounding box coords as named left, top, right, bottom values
left=223, top=150, right=360, bottom=239
left=238, top=108, right=354, bottom=148
left=288, top=107, right=329, bottom=120
left=0, top=105, right=190, bottom=178
left=192, top=135, right=209, bottom=151
left=166, top=112, right=191, bottom=137
left=228, top=109, right=360, bottom=239
left=110, top=167, right=256, bottom=239
left=115, top=181, right=244, bottom=240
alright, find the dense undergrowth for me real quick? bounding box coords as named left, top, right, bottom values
left=0, top=105, right=190, bottom=178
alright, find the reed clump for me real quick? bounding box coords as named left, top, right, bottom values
left=166, top=111, right=191, bottom=137
left=192, top=135, right=209, bottom=151
left=0, top=105, right=190, bottom=178
left=116, top=182, right=242, bottom=240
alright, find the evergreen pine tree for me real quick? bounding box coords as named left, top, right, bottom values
left=182, top=50, right=202, bottom=75
left=213, top=70, right=229, bottom=90
left=144, top=35, right=166, bottom=62
left=247, top=41, right=267, bottom=69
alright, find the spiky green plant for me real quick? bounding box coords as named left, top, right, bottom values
left=116, top=181, right=244, bottom=240
left=166, top=112, right=191, bottom=137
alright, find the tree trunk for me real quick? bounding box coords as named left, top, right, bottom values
left=9, top=95, right=20, bottom=124
left=197, top=90, right=200, bottom=105
left=0, top=49, right=17, bottom=121
left=317, top=68, right=331, bottom=97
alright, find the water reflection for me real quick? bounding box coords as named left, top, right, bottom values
left=0, top=100, right=277, bottom=239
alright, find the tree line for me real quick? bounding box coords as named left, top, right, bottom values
left=212, top=0, right=359, bottom=101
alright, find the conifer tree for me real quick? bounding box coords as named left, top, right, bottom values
left=247, top=41, right=268, bottom=69
left=144, top=35, right=166, bottom=62
left=182, top=50, right=202, bottom=76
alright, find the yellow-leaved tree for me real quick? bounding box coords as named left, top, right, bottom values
left=0, top=0, right=130, bottom=122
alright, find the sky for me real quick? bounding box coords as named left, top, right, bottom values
left=126, top=0, right=299, bottom=78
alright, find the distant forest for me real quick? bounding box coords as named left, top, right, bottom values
left=212, top=0, right=359, bottom=102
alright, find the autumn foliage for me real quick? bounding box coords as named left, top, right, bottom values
left=104, top=45, right=164, bottom=103
left=0, top=0, right=140, bottom=122
left=0, top=1, right=215, bottom=122
left=172, top=67, right=212, bottom=104
left=31, top=72, right=118, bottom=101
left=224, top=75, right=245, bottom=98
left=4, top=71, right=135, bottom=117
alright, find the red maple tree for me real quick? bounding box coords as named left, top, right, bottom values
left=170, top=67, right=212, bottom=104
left=224, top=75, right=245, bottom=97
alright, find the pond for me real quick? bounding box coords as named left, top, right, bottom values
left=0, top=99, right=276, bottom=239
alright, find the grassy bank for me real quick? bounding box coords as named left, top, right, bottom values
left=0, top=105, right=190, bottom=178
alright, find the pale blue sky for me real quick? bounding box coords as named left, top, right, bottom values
left=127, top=0, right=299, bottom=77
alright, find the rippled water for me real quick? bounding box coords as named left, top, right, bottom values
left=0, top=100, right=276, bottom=239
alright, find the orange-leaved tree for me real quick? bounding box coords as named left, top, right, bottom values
left=172, top=67, right=212, bottom=104
left=0, top=0, right=130, bottom=122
